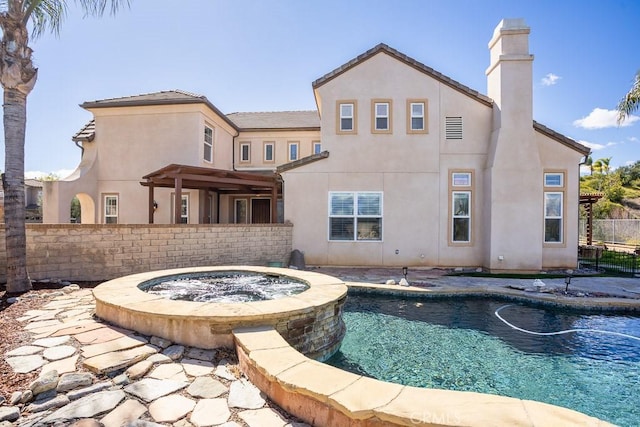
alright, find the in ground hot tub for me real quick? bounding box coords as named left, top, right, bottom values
left=93, top=266, right=347, bottom=361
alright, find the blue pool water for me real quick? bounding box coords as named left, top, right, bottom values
left=326, top=294, right=640, bottom=426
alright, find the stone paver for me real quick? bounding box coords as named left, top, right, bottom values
left=190, top=398, right=231, bottom=426
left=43, top=345, right=77, bottom=361
left=82, top=335, right=148, bottom=358
left=41, top=354, right=79, bottom=374
left=148, top=363, right=189, bottom=382
left=238, top=408, right=288, bottom=427
left=148, top=395, right=195, bottom=423
left=100, top=399, right=147, bottom=427
left=228, top=379, right=266, bottom=409
left=74, top=326, right=130, bottom=344
left=83, top=344, right=158, bottom=374
left=32, top=335, right=71, bottom=348
left=42, top=390, right=126, bottom=423
left=5, top=354, right=45, bottom=373
left=186, top=376, right=227, bottom=399
left=124, top=378, right=187, bottom=403
left=182, top=358, right=215, bottom=377
left=5, top=345, right=43, bottom=357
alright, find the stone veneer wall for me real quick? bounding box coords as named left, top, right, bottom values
left=275, top=295, right=347, bottom=361
left=0, top=224, right=292, bottom=283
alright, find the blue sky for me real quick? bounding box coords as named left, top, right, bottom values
left=5, top=0, right=638, bottom=178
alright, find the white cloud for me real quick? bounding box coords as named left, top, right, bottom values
left=629, top=136, right=639, bottom=143
left=573, top=108, right=640, bottom=129
left=25, top=169, right=75, bottom=180
left=577, top=139, right=616, bottom=151
left=541, top=73, right=561, bottom=86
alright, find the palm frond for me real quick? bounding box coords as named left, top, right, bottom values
left=76, top=0, right=131, bottom=17
left=617, top=71, right=640, bottom=124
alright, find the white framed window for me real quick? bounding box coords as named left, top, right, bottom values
left=544, top=173, right=563, bottom=187
left=204, top=125, right=214, bottom=162
left=452, top=172, right=471, bottom=187
left=407, top=100, right=427, bottom=133
left=337, top=101, right=357, bottom=133
left=288, top=142, right=299, bottom=161
left=264, top=142, right=275, bottom=162
left=372, top=100, right=391, bottom=133
left=452, top=192, right=471, bottom=242
left=544, top=192, right=563, bottom=243
left=313, top=141, right=322, bottom=154
left=104, top=195, right=118, bottom=224
left=240, top=142, right=251, bottom=163
left=329, top=192, right=382, bottom=241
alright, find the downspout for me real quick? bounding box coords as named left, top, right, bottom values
left=74, top=140, right=84, bottom=159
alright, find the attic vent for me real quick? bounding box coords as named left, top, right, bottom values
left=445, top=117, right=463, bottom=140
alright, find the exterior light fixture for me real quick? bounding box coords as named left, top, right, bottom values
left=564, top=275, right=572, bottom=294
left=402, top=266, right=408, bottom=280
left=153, top=201, right=158, bottom=211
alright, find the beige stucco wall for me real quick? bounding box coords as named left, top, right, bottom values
left=235, top=130, right=320, bottom=170
left=44, top=103, right=237, bottom=225
left=283, top=36, right=584, bottom=271
left=0, top=224, right=292, bottom=282
left=283, top=52, right=494, bottom=267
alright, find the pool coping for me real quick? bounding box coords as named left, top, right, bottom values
left=234, top=281, right=626, bottom=426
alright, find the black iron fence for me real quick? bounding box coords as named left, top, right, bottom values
left=578, top=245, right=639, bottom=276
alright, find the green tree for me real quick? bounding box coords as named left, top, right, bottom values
left=617, top=71, right=640, bottom=124
left=1, top=0, right=129, bottom=293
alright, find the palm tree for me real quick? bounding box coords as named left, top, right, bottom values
left=1, top=0, right=129, bottom=293
left=585, top=155, right=593, bottom=176
left=617, top=71, right=640, bottom=124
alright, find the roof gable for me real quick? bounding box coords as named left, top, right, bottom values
left=312, top=43, right=493, bottom=107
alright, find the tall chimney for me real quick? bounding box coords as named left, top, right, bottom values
left=483, top=18, right=542, bottom=272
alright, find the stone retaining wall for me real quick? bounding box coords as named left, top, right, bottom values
left=0, top=224, right=292, bottom=282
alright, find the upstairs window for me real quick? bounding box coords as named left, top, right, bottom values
left=407, top=100, right=428, bottom=133
left=264, top=142, right=275, bottom=162
left=288, top=142, right=299, bottom=161
left=104, top=195, right=118, bottom=224
left=372, top=100, right=392, bottom=133
left=204, top=125, right=214, bottom=162
left=445, top=116, right=463, bottom=140
left=240, top=142, right=251, bottom=163
left=313, top=141, right=322, bottom=154
left=337, top=101, right=357, bottom=134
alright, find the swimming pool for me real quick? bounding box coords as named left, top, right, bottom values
left=327, top=294, right=640, bottom=426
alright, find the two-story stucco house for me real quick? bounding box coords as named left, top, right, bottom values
left=43, top=18, right=589, bottom=272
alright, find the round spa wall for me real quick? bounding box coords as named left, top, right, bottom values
left=93, top=266, right=347, bottom=361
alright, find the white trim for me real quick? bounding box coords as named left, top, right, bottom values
left=374, top=102, right=389, bottom=131
left=204, top=125, right=214, bottom=163
left=544, top=172, right=564, bottom=187
left=339, top=103, right=354, bottom=131
left=328, top=191, right=383, bottom=242
left=410, top=102, right=425, bottom=131
left=452, top=191, right=471, bottom=243
left=288, top=142, right=299, bottom=161
left=104, top=194, right=118, bottom=224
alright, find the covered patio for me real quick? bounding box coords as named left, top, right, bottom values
left=141, top=164, right=282, bottom=224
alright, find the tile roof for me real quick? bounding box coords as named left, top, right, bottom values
left=80, top=90, right=238, bottom=131
left=312, top=43, right=493, bottom=107
left=533, top=121, right=590, bottom=156
left=72, top=119, right=95, bottom=142
left=227, top=111, right=320, bottom=131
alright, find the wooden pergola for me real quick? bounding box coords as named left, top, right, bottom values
left=579, top=193, right=603, bottom=245
left=141, top=164, right=281, bottom=224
